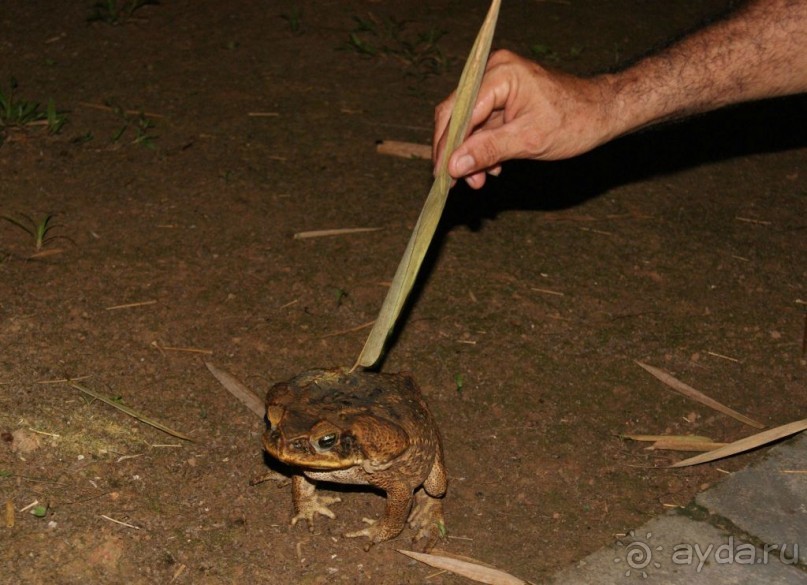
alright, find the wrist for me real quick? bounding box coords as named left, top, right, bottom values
left=581, top=73, right=636, bottom=149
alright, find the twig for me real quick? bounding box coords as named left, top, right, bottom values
left=635, top=361, right=764, bottom=429
left=100, top=514, right=140, bottom=530
left=376, top=140, right=432, bottom=160
left=77, top=102, right=166, bottom=119
left=279, top=299, right=299, bottom=309
left=171, top=564, right=188, bottom=583
left=622, top=434, right=714, bottom=442
left=734, top=216, right=772, bottom=225
left=530, top=287, right=565, bottom=297
left=105, top=300, right=157, bottom=310
left=579, top=227, right=614, bottom=236
left=27, top=428, right=60, bottom=438
left=293, top=227, right=382, bottom=239
left=152, top=341, right=213, bottom=355
left=37, top=375, right=91, bottom=384
left=705, top=351, right=740, bottom=363
left=19, top=500, right=39, bottom=513
left=247, top=112, right=280, bottom=117
left=66, top=380, right=194, bottom=441
left=319, top=320, right=375, bottom=339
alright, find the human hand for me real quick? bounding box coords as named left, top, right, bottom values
left=433, top=49, right=614, bottom=189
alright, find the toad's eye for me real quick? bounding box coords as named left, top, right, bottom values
left=317, top=433, right=338, bottom=451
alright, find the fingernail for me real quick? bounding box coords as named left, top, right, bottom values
left=454, top=154, right=475, bottom=176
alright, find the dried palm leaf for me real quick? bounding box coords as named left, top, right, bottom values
left=398, top=549, right=526, bottom=585
left=354, top=0, right=502, bottom=369
left=205, top=362, right=265, bottom=417
left=635, top=361, right=764, bottom=429
left=671, top=418, right=807, bottom=467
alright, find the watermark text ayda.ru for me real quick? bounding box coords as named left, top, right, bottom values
left=616, top=531, right=800, bottom=577
left=672, top=536, right=799, bottom=573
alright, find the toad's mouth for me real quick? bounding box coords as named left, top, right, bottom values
left=273, top=455, right=360, bottom=472
left=262, top=432, right=359, bottom=470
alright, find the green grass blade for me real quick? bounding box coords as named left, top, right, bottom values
left=354, top=0, right=501, bottom=369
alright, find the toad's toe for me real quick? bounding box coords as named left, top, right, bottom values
left=291, top=494, right=341, bottom=530
left=407, top=490, right=445, bottom=550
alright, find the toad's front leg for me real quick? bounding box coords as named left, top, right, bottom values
left=291, top=474, right=342, bottom=531
left=344, top=484, right=412, bottom=543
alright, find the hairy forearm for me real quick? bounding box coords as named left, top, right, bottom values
left=435, top=0, right=806, bottom=183
left=599, top=0, right=807, bottom=141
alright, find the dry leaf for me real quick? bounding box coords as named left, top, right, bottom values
left=671, top=418, right=807, bottom=467
left=649, top=439, right=728, bottom=452
left=205, top=362, right=265, bottom=417
left=635, top=361, right=764, bottom=429
left=620, top=434, right=727, bottom=452
left=354, top=0, right=502, bottom=369
left=398, top=549, right=526, bottom=585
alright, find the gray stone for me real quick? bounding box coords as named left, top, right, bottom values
left=549, top=515, right=804, bottom=585
left=697, top=434, right=807, bottom=565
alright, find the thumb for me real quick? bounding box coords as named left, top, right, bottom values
left=448, top=127, right=510, bottom=179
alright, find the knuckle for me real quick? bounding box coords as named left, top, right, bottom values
left=476, top=139, right=501, bottom=168
left=490, top=48, right=515, bottom=63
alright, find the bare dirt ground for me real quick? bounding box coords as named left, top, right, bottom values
left=1, top=1, right=805, bottom=583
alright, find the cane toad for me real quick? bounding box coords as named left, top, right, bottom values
left=262, top=367, right=446, bottom=546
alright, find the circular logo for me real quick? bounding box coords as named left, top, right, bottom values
left=614, top=531, right=663, bottom=578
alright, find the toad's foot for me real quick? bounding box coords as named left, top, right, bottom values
left=344, top=517, right=385, bottom=550
left=291, top=493, right=342, bottom=529
left=344, top=517, right=376, bottom=539
left=291, top=475, right=341, bottom=531
left=407, top=489, right=445, bottom=550
left=345, top=485, right=413, bottom=544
